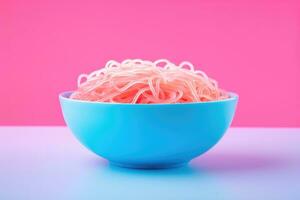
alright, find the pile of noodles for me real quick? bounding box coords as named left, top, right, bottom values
left=70, top=59, right=229, bottom=104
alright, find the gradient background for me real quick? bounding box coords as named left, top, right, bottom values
left=1, top=0, right=300, bottom=126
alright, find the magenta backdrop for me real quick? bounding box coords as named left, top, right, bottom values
left=1, top=0, right=300, bottom=126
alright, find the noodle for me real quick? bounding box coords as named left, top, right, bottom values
left=70, top=59, right=229, bottom=104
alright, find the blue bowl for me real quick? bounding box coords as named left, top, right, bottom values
left=59, top=91, right=238, bottom=169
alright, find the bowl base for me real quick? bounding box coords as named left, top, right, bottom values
left=109, top=161, right=188, bottom=169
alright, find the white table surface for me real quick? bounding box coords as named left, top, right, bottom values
left=0, top=127, right=299, bottom=200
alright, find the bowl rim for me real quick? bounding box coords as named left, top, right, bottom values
left=59, top=91, right=238, bottom=106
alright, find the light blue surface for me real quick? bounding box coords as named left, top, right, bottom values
left=1, top=127, right=300, bottom=200
left=59, top=91, right=238, bottom=168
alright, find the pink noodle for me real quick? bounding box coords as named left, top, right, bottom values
left=70, top=59, right=229, bottom=104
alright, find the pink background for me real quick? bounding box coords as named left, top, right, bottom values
left=1, top=0, right=300, bottom=126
